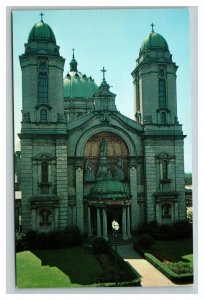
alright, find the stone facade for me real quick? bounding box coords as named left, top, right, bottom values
left=16, top=20, right=187, bottom=238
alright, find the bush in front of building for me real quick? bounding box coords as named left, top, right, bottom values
left=172, top=221, right=193, bottom=239
left=135, top=220, right=192, bottom=240
left=25, top=227, right=84, bottom=250
left=92, top=237, right=110, bottom=254
left=15, top=230, right=28, bottom=252
left=133, top=233, right=155, bottom=250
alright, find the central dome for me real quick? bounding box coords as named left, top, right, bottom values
left=63, top=53, right=98, bottom=99
left=28, top=20, right=56, bottom=43
left=89, top=180, right=129, bottom=200
left=140, top=31, right=169, bottom=52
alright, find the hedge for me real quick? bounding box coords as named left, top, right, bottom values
left=133, top=244, right=193, bottom=284
left=144, top=253, right=193, bottom=284
left=94, top=245, right=141, bottom=287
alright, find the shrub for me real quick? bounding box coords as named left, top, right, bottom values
left=15, top=230, right=27, bottom=252
left=134, top=234, right=155, bottom=249
left=173, top=221, right=193, bottom=239
left=135, top=221, right=158, bottom=237
left=26, top=227, right=83, bottom=250
left=135, top=220, right=193, bottom=241
left=92, top=238, right=110, bottom=254
left=187, top=208, right=193, bottom=223
left=167, top=261, right=193, bottom=275
left=154, top=224, right=175, bottom=240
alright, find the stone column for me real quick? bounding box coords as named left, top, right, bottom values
left=127, top=206, right=131, bottom=238
left=102, top=208, right=108, bottom=240
left=87, top=206, right=92, bottom=237
left=76, top=166, right=84, bottom=232
left=129, top=166, right=138, bottom=230
left=122, top=206, right=127, bottom=240
left=97, top=207, right=101, bottom=237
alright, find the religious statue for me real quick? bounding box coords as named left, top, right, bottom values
left=84, top=159, right=95, bottom=181
left=99, top=138, right=107, bottom=158
left=114, top=158, right=125, bottom=180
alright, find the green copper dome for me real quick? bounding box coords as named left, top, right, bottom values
left=28, top=21, right=56, bottom=43
left=63, top=54, right=98, bottom=99
left=140, top=31, right=169, bottom=52
left=89, top=180, right=129, bottom=200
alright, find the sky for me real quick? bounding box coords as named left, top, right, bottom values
left=12, top=8, right=192, bottom=172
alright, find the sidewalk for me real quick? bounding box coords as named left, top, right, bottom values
left=117, top=244, right=176, bottom=287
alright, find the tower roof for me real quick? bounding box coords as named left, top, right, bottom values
left=140, top=31, right=169, bottom=52
left=28, top=20, right=56, bottom=43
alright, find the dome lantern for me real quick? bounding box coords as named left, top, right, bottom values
left=70, top=48, right=78, bottom=72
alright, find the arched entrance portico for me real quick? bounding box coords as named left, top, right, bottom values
left=86, top=179, right=131, bottom=241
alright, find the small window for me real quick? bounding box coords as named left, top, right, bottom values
left=161, top=112, right=167, bottom=124
left=40, top=109, right=47, bottom=122
left=41, top=162, right=48, bottom=183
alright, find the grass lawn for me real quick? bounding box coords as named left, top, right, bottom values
left=16, top=246, right=104, bottom=288
left=149, top=238, right=193, bottom=266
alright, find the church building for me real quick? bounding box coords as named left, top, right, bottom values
left=16, top=16, right=186, bottom=240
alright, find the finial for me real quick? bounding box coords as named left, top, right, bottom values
left=151, top=23, right=155, bottom=32
left=72, top=48, right=75, bottom=59
left=101, top=66, right=107, bottom=81
left=40, top=12, right=44, bottom=22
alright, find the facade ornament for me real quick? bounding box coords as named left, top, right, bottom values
left=96, top=138, right=110, bottom=180
left=99, top=111, right=110, bottom=123
left=99, top=138, right=108, bottom=158
left=84, top=159, right=95, bottom=181
left=155, top=152, right=175, bottom=160
left=114, top=158, right=125, bottom=180
left=32, top=152, right=55, bottom=161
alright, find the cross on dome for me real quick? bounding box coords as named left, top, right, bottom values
left=40, top=12, right=44, bottom=22
left=101, top=66, right=107, bottom=81
left=72, top=48, right=75, bottom=58
left=151, top=22, right=155, bottom=32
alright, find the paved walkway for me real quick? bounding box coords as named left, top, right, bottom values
left=117, top=244, right=176, bottom=287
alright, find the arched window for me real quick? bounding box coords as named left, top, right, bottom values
left=40, top=109, right=47, bottom=122
left=41, top=162, right=48, bottom=183
left=159, top=79, right=166, bottom=107
left=161, top=112, right=167, bottom=124
left=38, top=62, right=48, bottom=103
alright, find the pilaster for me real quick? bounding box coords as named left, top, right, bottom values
left=75, top=166, right=84, bottom=232
left=56, top=139, right=68, bottom=230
